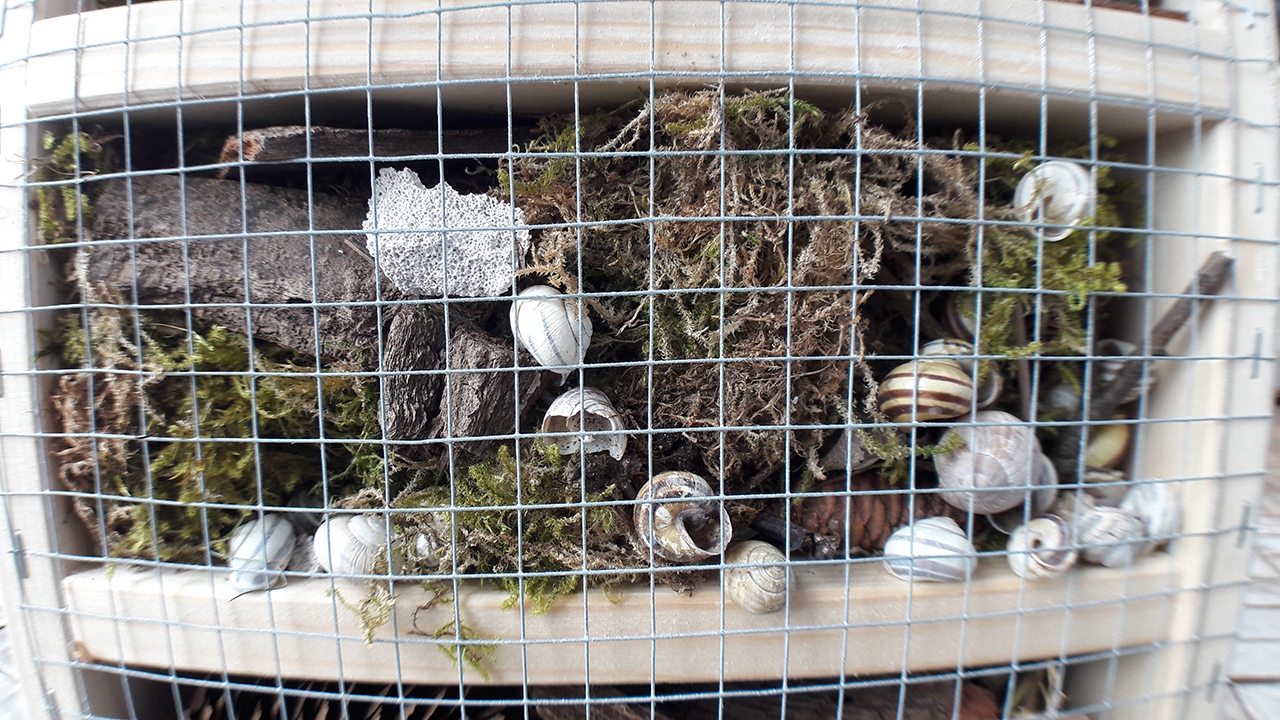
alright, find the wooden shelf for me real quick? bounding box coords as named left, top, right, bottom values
left=25, top=0, right=1225, bottom=136
left=65, top=557, right=1180, bottom=685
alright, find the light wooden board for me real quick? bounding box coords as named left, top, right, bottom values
left=65, top=558, right=1179, bottom=685
left=24, top=0, right=1226, bottom=136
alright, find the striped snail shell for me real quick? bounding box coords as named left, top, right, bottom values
left=633, top=471, right=732, bottom=563
left=510, top=285, right=593, bottom=379
left=1006, top=515, right=1077, bottom=580
left=724, top=541, right=789, bottom=614
left=541, top=387, right=627, bottom=460
left=1120, top=481, right=1180, bottom=553
left=227, top=514, right=297, bottom=592
left=1075, top=505, right=1147, bottom=567
left=920, top=338, right=1002, bottom=409
left=878, top=358, right=974, bottom=423
left=313, top=514, right=405, bottom=580
left=1013, top=160, right=1095, bottom=241
left=934, top=411, right=1044, bottom=515
left=882, top=516, right=976, bottom=583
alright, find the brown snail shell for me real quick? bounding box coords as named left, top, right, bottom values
left=934, top=411, right=1044, bottom=515
left=724, top=541, right=789, bottom=614
left=633, top=471, right=732, bottom=563
left=878, top=358, right=974, bottom=423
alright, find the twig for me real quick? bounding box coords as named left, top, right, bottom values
left=1052, top=251, right=1234, bottom=478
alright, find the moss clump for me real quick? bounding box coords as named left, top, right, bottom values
left=37, top=130, right=117, bottom=245
left=396, top=441, right=639, bottom=613
left=51, top=304, right=388, bottom=563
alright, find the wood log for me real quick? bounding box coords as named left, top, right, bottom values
left=87, top=174, right=379, bottom=360
left=427, top=327, right=553, bottom=464
left=217, top=125, right=539, bottom=178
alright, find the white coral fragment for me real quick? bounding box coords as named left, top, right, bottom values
left=363, top=168, right=529, bottom=297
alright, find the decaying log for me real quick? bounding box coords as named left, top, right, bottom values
left=381, top=305, right=446, bottom=447
left=87, top=174, right=378, bottom=360
left=427, top=327, right=553, bottom=464
left=217, top=125, right=539, bottom=178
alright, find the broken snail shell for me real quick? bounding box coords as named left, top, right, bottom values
left=313, top=514, right=404, bottom=580
left=883, top=516, right=976, bottom=582
left=934, top=410, right=1044, bottom=515
left=510, top=285, right=593, bottom=379
left=724, top=540, right=789, bottom=614
left=1013, top=160, right=1096, bottom=241
left=1075, top=505, right=1147, bottom=568
left=1006, top=515, right=1078, bottom=580
left=921, top=338, right=1002, bottom=408
left=541, top=387, right=626, bottom=460
left=878, top=358, right=974, bottom=423
left=634, top=471, right=732, bottom=563
left=1120, top=481, right=1180, bottom=553
left=227, top=514, right=296, bottom=592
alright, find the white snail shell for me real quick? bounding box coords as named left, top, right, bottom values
left=944, top=293, right=978, bottom=341
left=934, top=411, right=1044, bottom=514
left=920, top=338, right=1001, bottom=408
left=1013, top=160, right=1096, bottom=241
left=724, top=541, right=789, bottom=614
left=882, top=516, right=976, bottom=583
left=510, top=285, right=592, bottom=379
left=878, top=358, right=975, bottom=423
left=541, top=387, right=627, bottom=460
left=313, top=514, right=404, bottom=580
left=1075, top=505, right=1147, bottom=567
left=286, top=533, right=322, bottom=574
left=1082, top=466, right=1130, bottom=506
left=1120, top=481, right=1180, bottom=553
left=633, top=471, right=732, bottom=563
left=227, top=514, right=297, bottom=592
left=406, top=511, right=453, bottom=573
left=985, top=452, right=1061, bottom=534
left=1006, top=515, right=1078, bottom=580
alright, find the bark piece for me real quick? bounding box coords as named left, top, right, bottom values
left=427, top=327, right=552, bottom=464
left=217, top=125, right=538, bottom=177
left=381, top=305, right=446, bottom=448
left=87, top=175, right=378, bottom=360
left=683, top=682, right=999, bottom=720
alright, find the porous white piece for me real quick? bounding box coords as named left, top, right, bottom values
left=363, top=168, right=529, bottom=297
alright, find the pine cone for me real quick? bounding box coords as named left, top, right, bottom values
left=794, top=471, right=968, bottom=558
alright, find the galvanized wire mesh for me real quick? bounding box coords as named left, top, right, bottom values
left=0, top=0, right=1277, bottom=719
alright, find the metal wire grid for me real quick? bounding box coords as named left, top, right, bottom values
left=0, top=0, right=1276, bottom=718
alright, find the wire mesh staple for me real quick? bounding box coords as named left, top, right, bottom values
left=0, top=0, right=1276, bottom=719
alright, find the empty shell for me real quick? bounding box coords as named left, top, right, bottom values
left=878, top=358, right=975, bottom=423
left=920, top=338, right=1001, bottom=408
left=1006, top=515, right=1077, bottom=580
left=1075, top=505, right=1147, bottom=567
left=1013, top=160, right=1096, bottom=241
left=934, top=411, right=1044, bottom=515
left=633, top=471, right=732, bottom=563
left=1120, top=481, right=1181, bottom=553
left=313, top=514, right=404, bottom=580
left=541, top=387, right=627, bottom=460
left=227, top=514, right=296, bottom=592
left=724, top=541, right=789, bottom=614
left=510, top=285, right=593, bottom=379
left=882, top=516, right=976, bottom=583
left=985, top=453, right=1061, bottom=534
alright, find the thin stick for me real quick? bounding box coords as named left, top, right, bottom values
left=1051, top=251, right=1234, bottom=478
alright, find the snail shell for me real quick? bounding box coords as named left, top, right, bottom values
left=286, top=533, right=322, bottom=574
left=633, top=471, right=732, bottom=563
left=1095, top=339, right=1155, bottom=405
left=227, top=514, right=296, bottom=592
left=1084, top=418, right=1132, bottom=470
left=1075, top=505, right=1147, bottom=567
left=1006, top=515, right=1077, bottom=580
left=944, top=293, right=978, bottom=341
left=541, top=387, right=627, bottom=460
left=883, top=516, right=976, bottom=582
left=985, top=452, right=1061, bottom=534
left=724, top=541, right=789, bottom=614
left=405, top=511, right=453, bottom=573
left=920, top=338, right=1001, bottom=408
left=1013, top=160, right=1095, bottom=241
left=313, top=514, right=404, bottom=580
left=934, top=411, right=1044, bottom=514
left=1119, top=481, right=1180, bottom=553
left=878, top=358, right=975, bottom=423
left=510, top=285, right=592, bottom=379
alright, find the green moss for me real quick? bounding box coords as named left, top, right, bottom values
left=855, top=425, right=965, bottom=485
left=37, top=130, right=116, bottom=245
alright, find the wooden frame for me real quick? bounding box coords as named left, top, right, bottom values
left=0, top=0, right=1276, bottom=717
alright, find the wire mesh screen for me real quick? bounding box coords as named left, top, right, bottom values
left=0, top=0, right=1277, bottom=718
